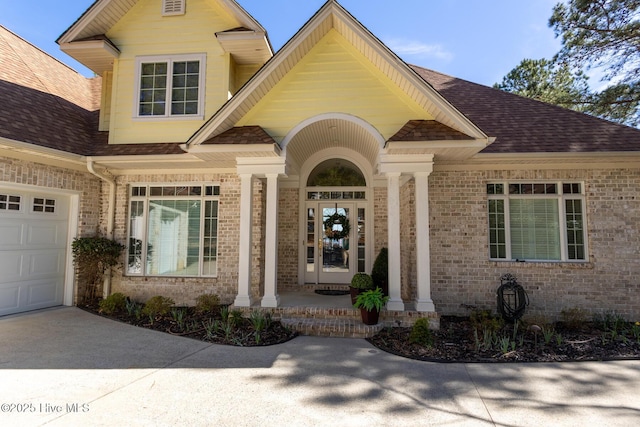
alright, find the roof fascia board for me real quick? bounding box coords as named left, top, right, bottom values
left=188, top=143, right=281, bottom=155
left=60, top=38, right=121, bottom=57
left=386, top=139, right=487, bottom=150
left=86, top=153, right=198, bottom=164
left=218, top=0, right=268, bottom=33
left=475, top=151, right=640, bottom=161
left=57, top=0, right=110, bottom=44
left=0, top=137, right=86, bottom=169
left=433, top=151, right=640, bottom=171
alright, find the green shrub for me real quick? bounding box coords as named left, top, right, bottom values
left=560, top=307, right=590, bottom=331
left=593, top=310, right=627, bottom=333
left=409, top=318, right=433, bottom=347
left=195, top=293, right=220, bottom=314
left=350, top=272, right=373, bottom=290
left=470, top=309, right=503, bottom=333
left=142, top=296, right=175, bottom=318
left=98, top=292, right=127, bottom=315
left=229, top=310, right=244, bottom=328
left=71, top=236, right=125, bottom=302
left=371, top=248, right=388, bottom=295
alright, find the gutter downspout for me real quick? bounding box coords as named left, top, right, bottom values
left=87, top=158, right=117, bottom=298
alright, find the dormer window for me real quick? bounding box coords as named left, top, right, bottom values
left=163, top=0, right=185, bottom=16
left=134, top=54, right=206, bottom=120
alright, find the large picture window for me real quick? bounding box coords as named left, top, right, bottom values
left=127, top=184, right=219, bottom=276
left=135, top=54, right=205, bottom=119
left=487, top=182, right=586, bottom=262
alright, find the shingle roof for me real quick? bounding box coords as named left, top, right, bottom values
left=3, top=23, right=640, bottom=159
left=0, top=25, right=98, bottom=154
left=411, top=65, right=640, bottom=153
left=201, top=126, right=275, bottom=145
left=389, top=120, right=475, bottom=142
left=0, top=25, right=183, bottom=157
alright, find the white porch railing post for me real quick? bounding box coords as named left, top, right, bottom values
left=386, top=172, right=404, bottom=311
left=414, top=171, right=435, bottom=312
left=234, top=173, right=254, bottom=307
left=261, top=173, right=280, bottom=307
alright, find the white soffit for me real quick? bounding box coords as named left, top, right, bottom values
left=57, top=0, right=139, bottom=44
left=59, top=38, right=120, bottom=76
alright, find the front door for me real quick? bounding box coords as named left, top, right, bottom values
left=305, top=201, right=366, bottom=284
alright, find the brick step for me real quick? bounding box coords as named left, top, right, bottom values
left=281, top=317, right=386, bottom=338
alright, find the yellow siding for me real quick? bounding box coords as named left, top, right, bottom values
left=233, top=64, right=262, bottom=93
left=237, top=30, right=434, bottom=141
left=106, top=0, right=240, bottom=144
left=99, top=71, right=113, bottom=132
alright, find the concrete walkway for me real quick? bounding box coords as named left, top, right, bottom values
left=1, top=307, right=639, bottom=427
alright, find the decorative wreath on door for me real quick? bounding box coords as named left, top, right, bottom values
left=324, top=212, right=350, bottom=240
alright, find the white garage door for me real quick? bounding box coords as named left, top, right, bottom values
left=0, top=187, right=70, bottom=316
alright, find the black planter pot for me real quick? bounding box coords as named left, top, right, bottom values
left=360, top=308, right=380, bottom=325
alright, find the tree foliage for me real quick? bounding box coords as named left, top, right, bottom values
left=493, top=58, right=590, bottom=111
left=549, top=0, right=639, bottom=82
left=496, top=0, right=640, bottom=127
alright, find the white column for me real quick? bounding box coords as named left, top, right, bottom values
left=386, top=172, right=404, bottom=311
left=414, top=172, right=435, bottom=312
left=261, top=173, right=280, bottom=307
left=234, top=173, right=254, bottom=307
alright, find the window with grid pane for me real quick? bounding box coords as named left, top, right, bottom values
left=127, top=184, right=219, bottom=276
left=487, top=182, right=586, bottom=262
left=136, top=54, right=205, bottom=118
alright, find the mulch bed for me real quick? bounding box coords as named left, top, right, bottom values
left=80, top=303, right=297, bottom=347
left=367, top=316, right=640, bottom=363
left=81, top=303, right=640, bottom=362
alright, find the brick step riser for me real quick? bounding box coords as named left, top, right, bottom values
left=235, top=306, right=438, bottom=324
left=281, top=318, right=388, bottom=338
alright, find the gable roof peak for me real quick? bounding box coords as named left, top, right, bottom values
left=187, top=0, right=487, bottom=147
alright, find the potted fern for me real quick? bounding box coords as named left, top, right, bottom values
left=353, top=287, right=389, bottom=325
left=349, top=272, right=373, bottom=305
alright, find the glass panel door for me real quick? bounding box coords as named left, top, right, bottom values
left=318, top=203, right=354, bottom=283
left=304, top=201, right=366, bottom=284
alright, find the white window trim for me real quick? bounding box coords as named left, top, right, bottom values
left=127, top=183, right=220, bottom=277
left=133, top=53, right=206, bottom=120
left=487, top=181, right=588, bottom=263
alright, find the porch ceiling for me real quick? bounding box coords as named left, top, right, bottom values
left=285, top=118, right=380, bottom=173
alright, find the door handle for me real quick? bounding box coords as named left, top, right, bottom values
left=318, top=238, right=323, bottom=251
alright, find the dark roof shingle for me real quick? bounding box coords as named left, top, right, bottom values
left=411, top=65, right=640, bottom=153
left=389, top=120, right=475, bottom=141
left=202, top=126, right=275, bottom=145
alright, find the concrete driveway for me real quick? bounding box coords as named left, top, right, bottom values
left=1, top=307, right=639, bottom=427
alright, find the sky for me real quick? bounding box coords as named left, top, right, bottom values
left=0, top=0, right=563, bottom=87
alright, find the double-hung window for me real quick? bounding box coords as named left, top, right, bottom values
left=127, top=184, right=219, bottom=277
left=487, top=182, right=586, bottom=262
left=135, top=54, right=205, bottom=119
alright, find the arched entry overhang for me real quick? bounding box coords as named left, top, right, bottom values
left=282, top=113, right=385, bottom=175
left=283, top=114, right=384, bottom=286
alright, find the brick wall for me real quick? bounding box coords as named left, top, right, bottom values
left=428, top=168, right=640, bottom=320
left=278, top=188, right=299, bottom=289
